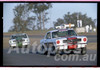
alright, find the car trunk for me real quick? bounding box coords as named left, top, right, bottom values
left=63, top=37, right=81, bottom=49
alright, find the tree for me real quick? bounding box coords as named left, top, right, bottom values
left=8, top=26, right=15, bottom=32
left=93, top=19, right=97, bottom=27
left=42, top=12, right=50, bottom=30
left=9, top=3, right=36, bottom=32
left=9, top=3, right=52, bottom=32
left=54, top=18, right=64, bottom=26
left=54, top=12, right=96, bottom=28
left=28, top=3, right=52, bottom=30
left=64, top=12, right=71, bottom=24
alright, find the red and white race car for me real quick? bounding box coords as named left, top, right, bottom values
left=40, top=23, right=88, bottom=55
left=40, top=28, right=88, bottom=55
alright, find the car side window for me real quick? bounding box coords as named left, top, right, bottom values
left=46, top=32, right=51, bottom=39
left=23, top=34, right=27, bottom=38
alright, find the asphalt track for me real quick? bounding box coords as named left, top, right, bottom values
left=3, top=48, right=97, bottom=66
left=3, top=49, right=97, bottom=66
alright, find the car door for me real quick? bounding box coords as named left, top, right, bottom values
left=46, top=32, right=55, bottom=47
left=45, top=32, right=51, bottom=43
left=43, top=32, right=51, bottom=47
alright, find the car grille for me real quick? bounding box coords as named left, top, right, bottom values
left=63, top=38, right=81, bottom=43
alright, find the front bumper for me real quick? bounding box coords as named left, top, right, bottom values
left=10, top=42, right=30, bottom=47
left=10, top=43, right=17, bottom=47
left=56, top=44, right=87, bottom=50
left=22, top=42, right=30, bottom=46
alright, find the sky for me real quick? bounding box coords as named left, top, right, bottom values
left=3, top=3, right=97, bottom=32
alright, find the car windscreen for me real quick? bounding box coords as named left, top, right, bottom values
left=11, top=34, right=27, bottom=39
left=52, top=30, right=77, bottom=38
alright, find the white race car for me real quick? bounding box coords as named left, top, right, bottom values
left=9, top=33, right=30, bottom=48
left=40, top=29, right=88, bottom=55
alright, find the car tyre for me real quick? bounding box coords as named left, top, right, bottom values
left=41, top=45, right=48, bottom=55
left=81, top=47, right=86, bottom=55
left=25, top=45, right=28, bottom=48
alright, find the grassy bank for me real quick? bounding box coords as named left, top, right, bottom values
left=3, top=30, right=97, bottom=36
left=3, top=30, right=50, bottom=36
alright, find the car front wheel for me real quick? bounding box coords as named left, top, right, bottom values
left=81, top=47, right=87, bottom=55
left=40, top=45, right=48, bottom=55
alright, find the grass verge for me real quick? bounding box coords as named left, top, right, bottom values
left=3, top=30, right=97, bottom=36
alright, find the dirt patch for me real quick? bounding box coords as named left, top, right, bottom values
left=87, top=43, right=97, bottom=50
left=3, top=37, right=9, bottom=48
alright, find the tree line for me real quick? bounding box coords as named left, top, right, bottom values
left=8, top=3, right=96, bottom=32
left=9, top=3, right=52, bottom=32
left=53, top=12, right=96, bottom=28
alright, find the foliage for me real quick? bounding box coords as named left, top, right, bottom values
left=9, top=4, right=36, bottom=32
left=54, top=12, right=96, bottom=28
left=9, top=4, right=96, bottom=32
left=9, top=3, right=52, bottom=32
left=28, top=3, right=52, bottom=30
